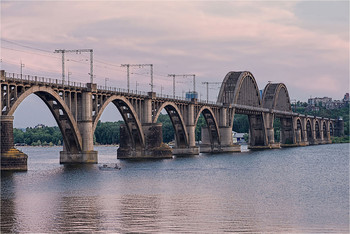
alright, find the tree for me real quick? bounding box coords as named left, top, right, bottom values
left=233, top=114, right=249, bottom=133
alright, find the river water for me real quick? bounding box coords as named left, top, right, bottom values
left=1, top=144, right=349, bottom=233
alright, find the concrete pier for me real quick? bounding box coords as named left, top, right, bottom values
left=118, top=123, right=172, bottom=159
left=1, top=116, right=28, bottom=171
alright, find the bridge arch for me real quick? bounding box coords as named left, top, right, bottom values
left=217, top=71, right=261, bottom=107
left=7, top=86, right=82, bottom=153
left=152, top=102, right=188, bottom=147
left=194, top=106, right=221, bottom=146
left=93, top=95, right=145, bottom=148
left=295, top=118, right=304, bottom=141
left=315, top=120, right=321, bottom=139
left=306, top=119, right=312, bottom=141
left=262, top=83, right=292, bottom=112
left=330, top=122, right=334, bottom=136
left=322, top=121, right=328, bottom=139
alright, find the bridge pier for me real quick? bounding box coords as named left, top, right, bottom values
left=173, top=103, right=199, bottom=156
left=118, top=123, right=172, bottom=159
left=200, top=126, right=240, bottom=153
left=280, top=117, right=299, bottom=147
left=248, top=114, right=279, bottom=149
left=1, top=115, right=28, bottom=171
left=173, top=125, right=200, bottom=156
left=60, top=88, right=97, bottom=164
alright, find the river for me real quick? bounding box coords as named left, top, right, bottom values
left=1, top=144, right=349, bottom=233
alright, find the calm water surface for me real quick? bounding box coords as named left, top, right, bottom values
left=1, top=144, right=349, bottom=233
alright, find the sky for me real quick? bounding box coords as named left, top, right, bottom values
left=1, top=0, right=349, bottom=128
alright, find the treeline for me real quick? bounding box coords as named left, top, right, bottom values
left=13, top=113, right=251, bottom=146
left=14, top=126, right=63, bottom=146
left=295, top=103, right=349, bottom=135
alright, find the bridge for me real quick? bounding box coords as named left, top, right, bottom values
left=0, top=70, right=343, bottom=170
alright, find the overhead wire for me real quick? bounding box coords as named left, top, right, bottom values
left=1, top=39, right=197, bottom=94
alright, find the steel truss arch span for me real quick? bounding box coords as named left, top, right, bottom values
left=217, top=71, right=262, bottom=107
left=262, top=83, right=292, bottom=112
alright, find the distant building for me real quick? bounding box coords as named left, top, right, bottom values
left=34, top=124, right=46, bottom=129
left=232, top=131, right=246, bottom=144
left=307, top=94, right=348, bottom=110
left=308, top=97, right=332, bottom=107
left=185, top=91, right=198, bottom=100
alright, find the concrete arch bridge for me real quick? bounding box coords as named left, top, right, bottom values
left=0, top=70, right=343, bottom=170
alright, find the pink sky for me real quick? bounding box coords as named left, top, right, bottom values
left=1, top=1, right=349, bottom=127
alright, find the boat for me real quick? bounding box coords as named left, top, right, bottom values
left=98, top=163, right=121, bottom=170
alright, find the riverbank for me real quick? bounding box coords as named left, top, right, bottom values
left=331, top=136, right=350, bottom=143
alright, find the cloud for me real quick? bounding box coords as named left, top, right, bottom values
left=1, top=0, right=348, bottom=103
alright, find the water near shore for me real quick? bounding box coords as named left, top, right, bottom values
left=1, top=144, right=349, bottom=233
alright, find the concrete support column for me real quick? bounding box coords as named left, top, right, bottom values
left=219, top=108, right=227, bottom=127
left=79, top=92, right=94, bottom=152
left=295, top=129, right=302, bottom=143
left=217, top=126, right=240, bottom=152
left=118, top=123, right=172, bottom=159
left=1, top=116, right=14, bottom=153
left=143, top=98, right=152, bottom=124
left=264, top=113, right=275, bottom=145
left=280, top=118, right=296, bottom=147
left=173, top=103, right=199, bottom=156
left=1, top=115, right=28, bottom=171
left=60, top=88, right=97, bottom=164
left=187, top=125, right=196, bottom=147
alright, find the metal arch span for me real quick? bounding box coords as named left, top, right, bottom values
left=194, top=106, right=221, bottom=146
left=262, top=83, right=292, bottom=112
left=152, top=101, right=189, bottom=147
left=92, top=95, right=145, bottom=148
left=7, top=86, right=83, bottom=153
left=217, top=71, right=261, bottom=107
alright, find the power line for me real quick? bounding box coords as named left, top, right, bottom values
left=54, top=49, right=93, bottom=83
left=121, top=64, right=153, bottom=92
left=1, top=38, right=52, bottom=53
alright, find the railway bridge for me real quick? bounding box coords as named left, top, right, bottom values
left=0, top=70, right=343, bottom=170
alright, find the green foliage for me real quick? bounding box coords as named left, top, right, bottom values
left=157, top=113, right=207, bottom=143
left=195, top=114, right=206, bottom=141
left=295, top=103, right=349, bottom=135
left=331, top=136, right=350, bottom=143
left=157, top=113, right=175, bottom=143
left=243, top=133, right=249, bottom=142
left=273, top=118, right=281, bottom=142
left=14, top=126, right=63, bottom=146
left=94, top=120, right=124, bottom=145
left=232, top=114, right=249, bottom=133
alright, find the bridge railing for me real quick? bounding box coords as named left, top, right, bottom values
left=96, top=85, right=148, bottom=96
left=3, top=72, right=87, bottom=88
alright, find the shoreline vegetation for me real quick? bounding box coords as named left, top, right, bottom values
left=13, top=104, right=349, bottom=147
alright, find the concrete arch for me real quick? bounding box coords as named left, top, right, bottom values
left=262, top=83, right=292, bottom=112
left=8, top=86, right=82, bottom=153
left=217, top=71, right=261, bottom=107
left=152, top=102, right=188, bottom=147
left=306, top=119, right=313, bottom=140
left=322, top=121, right=328, bottom=139
left=330, top=122, right=334, bottom=136
left=295, top=117, right=304, bottom=141
left=315, top=120, right=321, bottom=139
left=93, top=95, right=145, bottom=147
left=194, top=106, right=221, bottom=145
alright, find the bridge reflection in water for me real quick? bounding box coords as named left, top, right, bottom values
left=0, top=70, right=344, bottom=170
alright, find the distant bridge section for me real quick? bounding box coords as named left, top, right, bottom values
left=0, top=70, right=343, bottom=170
